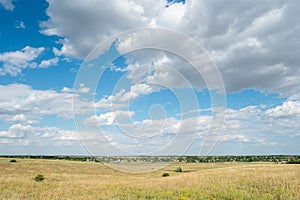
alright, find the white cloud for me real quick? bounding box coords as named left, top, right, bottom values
left=0, top=46, right=44, bottom=76
left=0, top=0, right=14, bottom=11
left=40, top=0, right=300, bottom=99
left=85, top=110, right=135, bottom=127
left=84, top=99, right=300, bottom=153
left=119, top=83, right=154, bottom=102
left=60, top=84, right=90, bottom=94
left=265, top=101, right=300, bottom=118
left=1, top=83, right=296, bottom=152
left=40, top=0, right=163, bottom=58
left=78, top=83, right=90, bottom=94
left=61, top=87, right=72, bottom=93
left=0, top=84, right=91, bottom=124
left=0, top=124, right=80, bottom=145
left=263, top=101, right=300, bottom=135
left=0, top=87, right=295, bottom=153
left=157, top=1, right=185, bottom=26
left=16, top=21, right=25, bottom=29
left=221, top=102, right=300, bottom=141
left=0, top=124, right=28, bottom=138
left=94, top=83, right=157, bottom=110
left=38, top=57, right=59, bottom=68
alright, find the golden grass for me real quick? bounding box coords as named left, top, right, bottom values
left=0, top=158, right=299, bottom=199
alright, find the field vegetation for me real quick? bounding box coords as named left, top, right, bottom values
left=0, top=158, right=299, bottom=199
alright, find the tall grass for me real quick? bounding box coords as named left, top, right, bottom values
left=0, top=158, right=299, bottom=199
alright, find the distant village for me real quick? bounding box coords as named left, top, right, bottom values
left=1, top=155, right=300, bottom=164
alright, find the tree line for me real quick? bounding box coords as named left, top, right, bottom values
left=1, top=155, right=299, bottom=164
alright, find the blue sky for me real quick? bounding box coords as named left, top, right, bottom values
left=0, top=0, right=299, bottom=156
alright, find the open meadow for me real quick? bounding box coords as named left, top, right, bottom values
left=0, top=158, right=299, bottom=199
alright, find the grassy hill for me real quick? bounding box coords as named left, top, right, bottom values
left=0, top=158, right=299, bottom=199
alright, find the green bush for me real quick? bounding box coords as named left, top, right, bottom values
left=287, top=160, right=300, bottom=164
left=176, top=166, right=182, bottom=172
left=162, top=173, right=169, bottom=177
left=9, top=159, right=17, bottom=163
left=34, top=174, right=45, bottom=182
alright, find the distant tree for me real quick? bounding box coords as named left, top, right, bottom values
left=176, top=166, right=183, bottom=172
left=9, top=159, right=17, bottom=163
left=287, top=159, right=300, bottom=164
left=186, top=156, right=197, bottom=163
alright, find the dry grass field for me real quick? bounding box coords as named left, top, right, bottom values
left=0, top=158, right=299, bottom=199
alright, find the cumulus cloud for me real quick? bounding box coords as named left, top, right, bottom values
left=60, top=83, right=90, bottom=94
left=0, top=124, right=80, bottom=146
left=1, top=83, right=298, bottom=152
left=94, top=83, right=157, bottom=110
left=221, top=102, right=300, bottom=143
left=61, top=87, right=72, bottom=93
left=40, top=0, right=300, bottom=99
left=97, top=99, right=300, bottom=153
left=0, top=47, right=61, bottom=75
left=0, top=124, right=29, bottom=138
left=85, top=110, right=135, bottom=127
left=38, top=57, right=59, bottom=68
left=183, top=0, right=300, bottom=97
left=0, top=46, right=45, bottom=76
left=0, top=84, right=91, bottom=124
left=78, top=83, right=90, bottom=94
left=0, top=0, right=14, bottom=11
left=264, top=101, right=300, bottom=118
left=40, top=0, right=164, bottom=58
left=263, top=101, right=300, bottom=135
left=84, top=100, right=300, bottom=153
left=121, top=50, right=208, bottom=90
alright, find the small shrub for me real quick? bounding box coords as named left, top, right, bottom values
left=9, top=159, right=17, bottom=163
left=162, top=173, right=169, bottom=177
left=34, top=174, right=45, bottom=182
left=176, top=166, right=182, bottom=172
